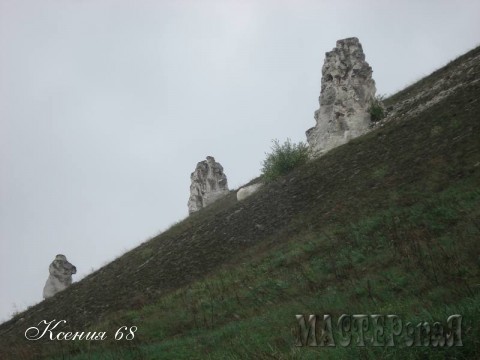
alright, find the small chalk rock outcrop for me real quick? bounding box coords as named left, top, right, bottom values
left=237, top=183, right=263, bottom=201
left=306, top=37, right=376, bottom=157
left=43, top=254, right=77, bottom=299
left=188, top=156, right=229, bottom=214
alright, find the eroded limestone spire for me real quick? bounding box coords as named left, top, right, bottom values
left=188, top=156, right=229, bottom=214
left=306, top=37, right=376, bottom=156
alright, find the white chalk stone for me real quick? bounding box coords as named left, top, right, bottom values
left=43, top=254, right=77, bottom=299
left=188, top=156, right=229, bottom=214
left=237, top=183, right=263, bottom=201
left=306, top=37, right=376, bottom=157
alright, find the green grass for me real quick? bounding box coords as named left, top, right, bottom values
left=56, top=182, right=480, bottom=359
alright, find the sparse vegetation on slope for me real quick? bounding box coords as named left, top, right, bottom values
left=261, top=139, right=309, bottom=182
left=1, top=46, right=479, bottom=360
left=369, top=94, right=386, bottom=122
left=61, top=182, right=480, bottom=359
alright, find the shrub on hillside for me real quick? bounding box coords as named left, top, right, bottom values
left=369, top=94, right=386, bottom=122
left=261, top=139, right=308, bottom=182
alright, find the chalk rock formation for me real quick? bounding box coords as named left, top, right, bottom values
left=237, top=183, right=263, bottom=201
left=306, top=37, right=376, bottom=156
left=43, top=254, right=77, bottom=299
left=188, top=156, right=229, bottom=214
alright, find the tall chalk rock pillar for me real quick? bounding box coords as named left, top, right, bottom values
left=188, top=156, right=229, bottom=214
left=306, top=37, right=376, bottom=157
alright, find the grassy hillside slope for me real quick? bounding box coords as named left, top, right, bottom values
left=1, top=45, right=479, bottom=359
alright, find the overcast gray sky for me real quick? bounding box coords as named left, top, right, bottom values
left=1, top=0, right=479, bottom=323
